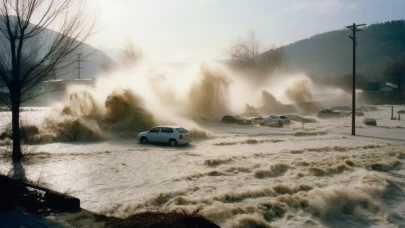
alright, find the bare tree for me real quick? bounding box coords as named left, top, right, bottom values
left=230, top=31, right=263, bottom=64
left=0, top=0, right=94, bottom=162
left=229, top=32, right=284, bottom=76
left=121, top=40, right=142, bottom=66
left=100, top=55, right=117, bottom=73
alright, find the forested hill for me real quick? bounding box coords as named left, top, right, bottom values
left=0, top=16, right=106, bottom=81
left=264, top=20, right=405, bottom=80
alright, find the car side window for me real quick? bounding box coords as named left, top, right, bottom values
left=161, top=128, right=173, bottom=133
left=150, top=127, right=160, bottom=133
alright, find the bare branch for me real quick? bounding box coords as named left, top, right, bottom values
left=0, top=0, right=96, bottom=161
left=121, top=40, right=142, bottom=65
left=20, top=89, right=57, bottom=104
left=230, top=31, right=262, bottom=64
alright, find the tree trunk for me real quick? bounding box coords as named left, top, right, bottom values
left=11, top=91, right=22, bottom=162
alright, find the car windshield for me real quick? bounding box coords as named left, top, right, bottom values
left=149, top=127, right=160, bottom=133
left=176, top=128, right=189, bottom=133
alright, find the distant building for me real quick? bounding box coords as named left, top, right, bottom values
left=42, top=79, right=94, bottom=93
left=379, top=82, right=398, bottom=92
left=362, top=80, right=399, bottom=99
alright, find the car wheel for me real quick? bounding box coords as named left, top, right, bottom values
left=140, top=137, right=148, bottom=144
left=169, top=139, right=178, bottom=147
left=278, top=121, right=283, bottom=127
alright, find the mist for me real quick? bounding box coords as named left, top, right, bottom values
left=4, top=57, right=353, bottom=144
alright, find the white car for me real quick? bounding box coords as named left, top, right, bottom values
left=137, top=126, right=192, bottom=146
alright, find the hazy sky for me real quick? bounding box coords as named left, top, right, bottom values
left=87, top=0, right=405, bottom=62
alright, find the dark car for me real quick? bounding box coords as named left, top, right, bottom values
left=331, top=105, right=364, bottom=116
left=331, top=105, right=351, bottom=112
left=317, top=108, right=343, bottom=118
left=221, top=115, right=252, bottom=125
left=363, top=117, right=377, bottom=126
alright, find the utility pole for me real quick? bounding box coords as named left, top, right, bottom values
left=76, top=53, right=83, bottom=79
left=346, top=23, right=366, bottom=136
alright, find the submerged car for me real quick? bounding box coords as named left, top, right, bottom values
left=284, top=113, right=317, bottom=123
left=274, top=115, right=291, bottom=124
left=248, top=116, right=264, bottom=125
left=137, top=126, right=192, bottom=146
left=261, top=115, right=290, bottom=127
left=331, top=105, right=351, bottom=112
left=317, top=108, right=343, bottom=118
left=363, top=117, right=377, bottom=126
left=331, top=106, right=352, bottom=117
left=331, top=105, right=364, bottom=116
left=221, top=115, right=252, bottom=125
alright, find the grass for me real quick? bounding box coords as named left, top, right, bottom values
left=0, top=174, right=52, bottom=215
left=0, top=118, right=40, bottom=164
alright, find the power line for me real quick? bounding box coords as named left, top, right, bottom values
left=346, top=23, right=366, bottom=136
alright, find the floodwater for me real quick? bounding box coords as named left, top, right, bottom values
left=1, top=105, right=405, bottom=227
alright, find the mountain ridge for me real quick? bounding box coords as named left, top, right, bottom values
left=263, top=20, right=405, bottom=81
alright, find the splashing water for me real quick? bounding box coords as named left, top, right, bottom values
left=4, top=62, right=349, bottom=144
left=188, top=64, right=231, bottom=120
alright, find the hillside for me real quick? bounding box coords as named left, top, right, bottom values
left=263, top=20, right=405, bottom=81
left=53, top=43, right=106, bottom=80
left=0, top=16, right=106, bottom=81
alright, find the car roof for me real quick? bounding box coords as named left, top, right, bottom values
left=155, top=126, right=183, bottom=128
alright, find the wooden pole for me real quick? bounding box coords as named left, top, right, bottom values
left=346, top=23, right=366, bottom=135
left=352, top=23, right=356, bottom=135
